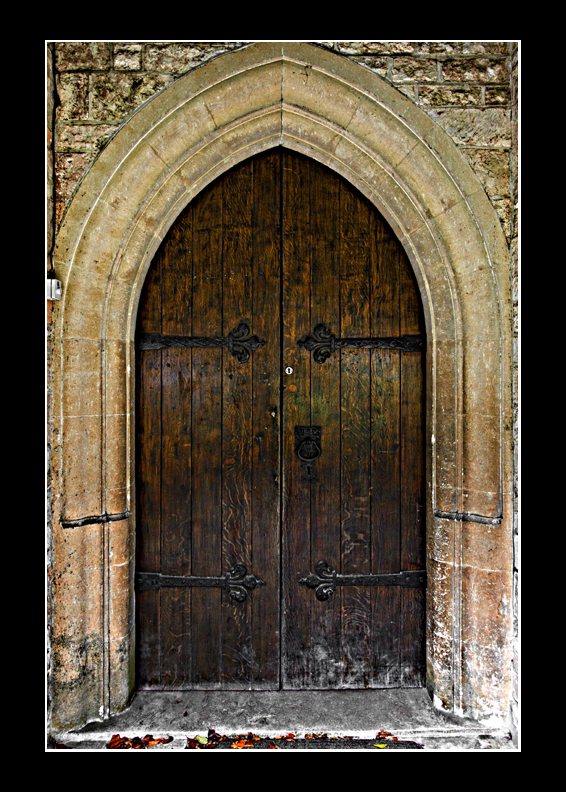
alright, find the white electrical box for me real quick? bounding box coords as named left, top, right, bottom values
left=47, top=279, right=62, bottom=300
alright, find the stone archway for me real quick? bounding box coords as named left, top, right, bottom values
left=49, top=42, right=513, bottom=731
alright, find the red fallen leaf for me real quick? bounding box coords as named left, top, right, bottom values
left=183, top=711, right=188, bottom=717
left=175, top=699, right=182, bottom=704
left=52, top=741, right=72, bottom=749
left=269, top=744, right=278, bottom=749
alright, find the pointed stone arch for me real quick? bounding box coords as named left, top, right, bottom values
left=50, top=42, right=513, bottom=731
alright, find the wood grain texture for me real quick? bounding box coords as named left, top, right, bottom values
left=309, top=158, right=341, bottom=689
left=250, top=150, right=281, bottom=688
left=281, top=151, right=312, bottom=688
left=339, top=178, right=372, bottom=688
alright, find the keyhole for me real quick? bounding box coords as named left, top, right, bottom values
left=285, top=367, right=293, bottom=375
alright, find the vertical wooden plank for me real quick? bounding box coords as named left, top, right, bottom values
left=190, top=180, right=223, bottom=688
left=160, top=207, right=193, bottom=687
left=221, top=159, right=254, bottom=688
left=282, top=150, right=312, bottom=688
left=339, top=180, right=372, bottom=688
left=251, top=150, right=281, bottom=688
left=399, top=250, right=426, bottom=685
left=370, top=214, right=402, bottom=687
left=309, top=158, right=342, bottom=688
left=135, top=257, right=162, bottom=687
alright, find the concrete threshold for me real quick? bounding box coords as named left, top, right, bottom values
left=50, top=689, right=516, bottom=750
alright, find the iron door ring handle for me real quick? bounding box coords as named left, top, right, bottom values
left=297, top=437, right=321, bottom=463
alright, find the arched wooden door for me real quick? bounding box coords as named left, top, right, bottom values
left=135, top=149, right=426, bottom=690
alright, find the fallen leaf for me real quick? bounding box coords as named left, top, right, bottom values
left=231, top=738, right=254, bottom=749
left=52, top=741, right=72, bottom=749
left=107, top=734, right=130, bottom=749
left=374, top=743, right=388, bottom=748
left=107, top=733, right=173, bottom=749
left=269, top=744, right=278, bottom=749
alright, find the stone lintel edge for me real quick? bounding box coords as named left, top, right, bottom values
left=434, top=509, right=502, bottom=526
left=61, top=510, right=130, bottom=529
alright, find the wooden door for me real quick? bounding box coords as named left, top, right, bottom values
left=135, top=149, right=426, bottom=691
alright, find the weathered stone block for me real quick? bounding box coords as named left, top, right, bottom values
left=431, top=107, right=512, bottom=148
left=55, top=41, right=112, bottom=71
left=419, top=85, right=482, bottom=106
left=440, top=57, right=508, bottom=83
left=55, top=152, right=92, bottom=207
left=113, top=43, right=143, bottom=71
left=56, top=123, right=118, bottom=153
left=462, top=520, right=512, bottom=573
left=391, top=56, right=438, bottom=82
left=61, top=336, right=101, bottom=418
left=460, top=148, right=510, bottom=198
left=55, top=73, right=88, bottom=120
left=486, top=86, right=512, bottom=104
left=460, top=566, right=512, bottom=720
left=90, top=72, right=172, bottom=123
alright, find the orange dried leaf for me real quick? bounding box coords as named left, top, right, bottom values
left=107, top=734, right=131, bottom=749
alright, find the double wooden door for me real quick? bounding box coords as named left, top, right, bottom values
left=135, top=149, right=426, bottom=690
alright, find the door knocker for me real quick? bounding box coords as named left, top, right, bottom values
left=294, top=426, right=322, bottom=482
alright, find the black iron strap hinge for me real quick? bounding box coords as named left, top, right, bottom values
left=298, top=324, right=423, bottom=363
left=136, top=562, right=265, bottom=602
left=300, top=560, right=427, bottom=601
left=138, top=321, right=266, bottom=364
